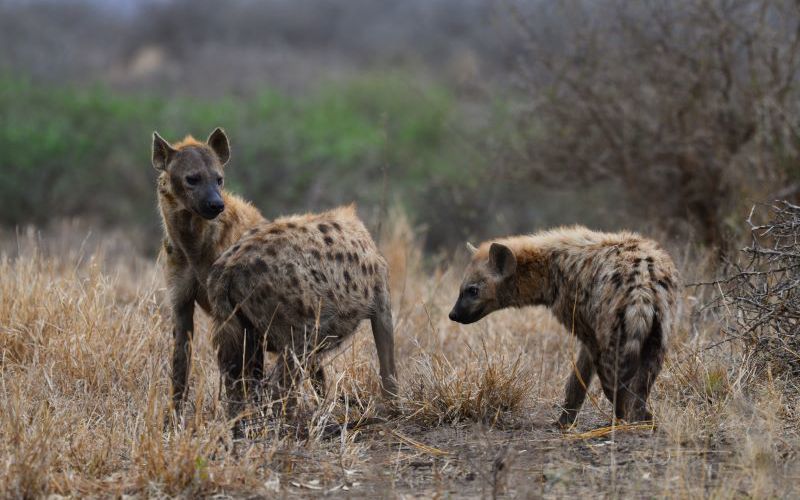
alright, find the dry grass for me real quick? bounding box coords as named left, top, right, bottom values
left=1, top=217, right=799, bottom=498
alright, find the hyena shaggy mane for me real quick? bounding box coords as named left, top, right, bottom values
left=152, top=128, right=264, bottom=416
left=449, top=226, right=680, bottom=426
left=206, top=205, right=398, bottom=427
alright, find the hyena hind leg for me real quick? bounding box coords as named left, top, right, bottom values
left=558, top=345, right=596, bottom=428
left=629, top=336, right=665, bottom=422
left=310, top=361, right=326, bottom=400
left=370, top=288, right=398, bottom=399
left=215, top=319, right=264, bottom=437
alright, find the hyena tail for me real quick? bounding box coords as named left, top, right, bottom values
left=618, top=289, right=657, bottom=380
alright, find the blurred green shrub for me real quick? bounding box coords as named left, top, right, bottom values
left=0, top=74, right=482, bottom=242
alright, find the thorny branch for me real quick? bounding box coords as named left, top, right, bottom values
left=709, top=201, right=800, bottom=377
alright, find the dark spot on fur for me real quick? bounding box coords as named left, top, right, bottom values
left=344, top=270, right=351, bottom=284
left=324, top=236, right=334, bottom=246
left=360, top=262, right=367, bottom=273
left=290, top=276, right=299, bottom=287
left=311, top=249, right=321, bottom=260
left=318, top=223, right=330, bottom=234
left=268, top=228, right=283, bottom=235
left=645, top=256, right=654, bottom=263
left=332, top=222, right=342, bottom=231
left=253, top=258, right=268, bottom=274
left=327, top=290, right=335, bottom=301
left=363, top=287, right=369, bottom=299
left=657, top=279, right=671, bottom=291
left=347, top=252, right=355, bottom=263
left=633, top=257, right=642, bottom=265
left=286, top=222, right=297, bottom=228
left=265, top=246, right=277, bottom=257
left=648, top=262, right=656, bottom=281
left=299, top=226, right=308, bottom=233
left=326, top=251, right=334, bottom=260
left=335, top=252, right=344, bottom=262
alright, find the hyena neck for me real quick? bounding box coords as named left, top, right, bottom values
left=159, top=193, right=224, bottom=279
left=541, top=248, right=587, bottom=316
left=506, top=246, right=555, bottom=308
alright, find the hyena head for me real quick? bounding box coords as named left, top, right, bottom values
left=152, top=128, right=230, bottom=220
left=449, top=242, right=517, bottom=324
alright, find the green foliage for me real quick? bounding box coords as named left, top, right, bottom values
left=0, top=74, right=481, bottom=234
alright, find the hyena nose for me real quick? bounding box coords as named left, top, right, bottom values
left=206, top=199, right=224, bottom=214
left=448, top=309, right=458, bottom=321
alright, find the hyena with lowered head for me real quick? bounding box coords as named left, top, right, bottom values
left=152, top=128, right=264, bottom=416
left=206, top=205, right=398, bottom=426
left=449, top=226, right=679, bottom=426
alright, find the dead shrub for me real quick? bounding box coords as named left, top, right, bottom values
left=713, top=201, right=800, bottom=378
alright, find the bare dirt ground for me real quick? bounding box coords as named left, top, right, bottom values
left=1, top=220, right=799, bottom=498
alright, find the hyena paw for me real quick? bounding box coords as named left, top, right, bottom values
left=557, top=410, right=578, bottom=430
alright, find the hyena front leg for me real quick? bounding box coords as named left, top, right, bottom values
left=558, top=345, right=595, bottom=427
left=170, top=280, right=197, bottom=416
left=370, top=286, right=398, bottom=399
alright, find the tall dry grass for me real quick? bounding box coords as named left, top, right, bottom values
left=0, top=216, right=798, bottom=497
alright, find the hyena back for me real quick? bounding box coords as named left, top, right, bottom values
left=449, top=226, right=679, bottom=425
left=152, top=128, right=264, bottom=415
left=207, top=205, right=397, bottom=423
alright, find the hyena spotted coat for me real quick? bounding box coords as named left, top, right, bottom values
left=449, top=226, right=679, bottom=425
left=153, top=128, right=264, bottom=415
left=206, top=205, right=398, bottom=423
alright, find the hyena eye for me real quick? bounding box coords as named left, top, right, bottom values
left=216, top=176, right=223, bottom=186
left=467, top=285, right=480, bottom=297
left=185, top=175, right=200, bottom=186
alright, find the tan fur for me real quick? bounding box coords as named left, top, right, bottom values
left=206, top=205, right=398, bottom=427
left=154, top=130, right=265, bottom=415
left=451, top=226, right=680, bottom=425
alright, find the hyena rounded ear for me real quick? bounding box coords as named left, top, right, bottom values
left=152, top=131, right=176, bottom=171
left=207, top=127, right=231, bottom=166
left=466, top=242, right=478, bottom=255
left=489, top=243, right=516, bottom=278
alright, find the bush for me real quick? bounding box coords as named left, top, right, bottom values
left=0, top=74, right=483, bottom=249
left=713, top=201, right=800, bottom=378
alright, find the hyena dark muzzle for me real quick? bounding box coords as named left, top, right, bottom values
left=198, top=188, right=224, bottom=220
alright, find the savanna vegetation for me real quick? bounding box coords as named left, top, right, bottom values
left=1, top=0, right=800, bottom=497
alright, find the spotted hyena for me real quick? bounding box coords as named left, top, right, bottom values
left=206, top=205, right=398, bottom=425
left=152, top=128, right=264, bottom=415
left=448, top=226, right=679, bottom=426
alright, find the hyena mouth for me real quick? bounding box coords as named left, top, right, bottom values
left=451, top=305, right=487, bottom=325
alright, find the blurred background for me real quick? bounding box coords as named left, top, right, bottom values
left=2, top=0, right=799, bottom=255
